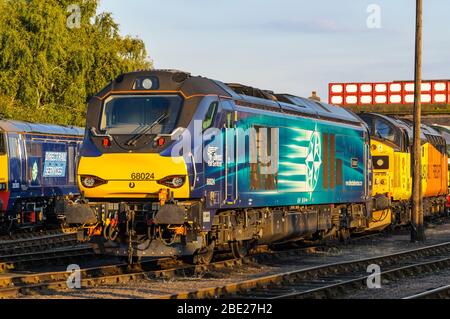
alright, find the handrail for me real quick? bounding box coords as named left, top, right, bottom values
left=234, top=123, right=239, bottom=203
left=90, top=127, right=112, bottom=140
left=223, top=124, right=228, bottom=204
left=190, top=152, right=197, bottom=191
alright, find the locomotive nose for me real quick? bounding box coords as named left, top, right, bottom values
left=77, top=153, right=190, bottom=199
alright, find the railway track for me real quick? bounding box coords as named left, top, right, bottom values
left=0, top=245, right=95, bottom=270
left=0, top=227, right=443, bottom=299
left=0, top=241, right=340, bottom=299
left=0, top=228, right=381, bottom=290
left=403, top=285, right=450, bottom=299
left=0, top=228, right=79, bottom=242
left=0, top=230, right=92, bottom=271
left=0, top=232, right=80, bottom=256
left=158, top=241, right=450, bottom=299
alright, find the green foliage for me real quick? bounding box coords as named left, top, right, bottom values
left=0, top=0, right=151, bottom=126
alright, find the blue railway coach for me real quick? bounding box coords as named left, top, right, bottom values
left=0, top=120, right=84, bottom=231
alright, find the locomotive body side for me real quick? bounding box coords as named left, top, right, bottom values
left=420, top=125, right=448, bottom=215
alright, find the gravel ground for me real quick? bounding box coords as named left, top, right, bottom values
left=344, top=268, right=450, bottom=299
left=11, top=220, right=450, bottom=299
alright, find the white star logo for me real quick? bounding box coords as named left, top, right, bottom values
left=305, top=131, right=322, bottom=191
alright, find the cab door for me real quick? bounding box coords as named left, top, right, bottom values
left=222, top=110, right=238, bottom=206
left=202, top=98, right=237, bottom=208
left=0, top=132, right=9, bottom=211
left=0, top=131, right=7, bottom=184
left=7, top=133, right=25, bottom=192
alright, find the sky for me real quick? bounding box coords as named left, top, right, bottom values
left=98, top=0, right=450, bottom=101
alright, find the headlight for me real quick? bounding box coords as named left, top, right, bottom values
left=157, top=175, right=186, bottom=188
left=80, top=175, right=107, bottom=188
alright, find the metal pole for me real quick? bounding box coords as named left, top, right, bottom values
left=411, top=0, right=425, bottom=242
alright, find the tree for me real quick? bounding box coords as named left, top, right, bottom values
left=0, top=0, right=151, bottom=126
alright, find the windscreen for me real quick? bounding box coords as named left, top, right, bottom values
left=101, top=95, right=182, bottom=135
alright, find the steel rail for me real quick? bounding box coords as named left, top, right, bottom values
left=272, top=256, right=450, bottom=299
left=0, top=245, right=95, bottom=272
left=0, top=236, right=79, bottom=257
left=403, top=285, right=450, bottom=299
left=0, top=229, right=78, bottom=244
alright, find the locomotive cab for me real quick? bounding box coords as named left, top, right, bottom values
left=360, top=113, right=412, bottom=226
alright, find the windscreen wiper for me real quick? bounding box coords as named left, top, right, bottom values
left=125, top=113, right=168, bottom=147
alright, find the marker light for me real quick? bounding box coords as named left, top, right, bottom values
left=81, top=175, right=107, bottom=188
left=0, top=182, right=6, bottom=191
left=142, top=78, right=153, bottom=89
left=134, top=76, right=159, bottom=90
left=157, top=137, right=165, bottom=147
left=102, top=138, right=111, bottom=147
left=82, top=176, right=95, bottom=188
left=157, top=175, right=186, bottom=188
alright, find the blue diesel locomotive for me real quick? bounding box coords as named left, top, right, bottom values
left=77, top=70, right=374, bottom=263
left=0, top=120, right=84, bottom=231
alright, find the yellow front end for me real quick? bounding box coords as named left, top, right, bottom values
left=0, top=153, right=7, bottom=184
left=371, top=140, right=394, bottom=198
left=0, top=150, right=8, bottom=211
left=77, top=153, right=190, bottom=199
left=371, top=139, right=411, bottom=201
left=367, top=140, right=395, bottom=231
left=368, top=139, right=412, bottom=231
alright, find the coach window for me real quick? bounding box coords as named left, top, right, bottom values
left=0, top=132, right=5, bottom=155
left=250, top=126, right=278, bottom=191
left=203, top=102, right=218, bottom=131
left=67, top=144, right=76, bottom=183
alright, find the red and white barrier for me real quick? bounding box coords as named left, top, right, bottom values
left=329, top=80, right=450, bottom=106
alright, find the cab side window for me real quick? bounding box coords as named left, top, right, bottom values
left=374, top=119, right=397, bottom=144
left=203, top=102, right=218, bottom=131
left=0, top=133, right=5, bottom=155
left=8, top=136, right=19, bottom=158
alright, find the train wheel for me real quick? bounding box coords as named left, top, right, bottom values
left=230, top=240, right=249, bottom=259
left=188, top=242, right=215, bottom=265
left=338, top=229, right=351, bottom=242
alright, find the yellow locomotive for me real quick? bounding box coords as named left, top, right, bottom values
left=360, top=113, right=448, bottom=230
